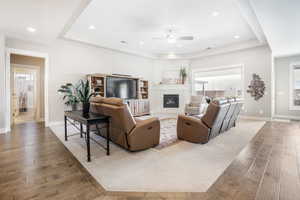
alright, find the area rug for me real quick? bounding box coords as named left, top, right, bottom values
left=155, top=118, right=180, bottom=150
left=50, top=119, right=265, bottom=192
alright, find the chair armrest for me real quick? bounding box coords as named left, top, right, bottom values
left=177, top=114, right=209, bottom=143
left=135, top=118, right=158, bottom=128
left=128, top=117, right=160, bottom=151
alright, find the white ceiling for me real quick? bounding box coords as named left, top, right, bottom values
left=250, top=0, right=300, bottom=57
left=4, top=0, right=295, bottom=59
left=64, top=0, right=261, bottom=58
left=0, top=0, right=85, bottom=43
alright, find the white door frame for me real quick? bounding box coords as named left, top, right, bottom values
left=289, top=62, right=300, bottom=111
left=5, top=48, right=49, bottom=132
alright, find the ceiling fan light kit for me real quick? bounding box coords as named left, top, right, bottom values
left=153, top=29, right=194, bottom=43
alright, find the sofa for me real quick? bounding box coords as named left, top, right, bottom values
left=90, top=97, right=160, bottom=151
left=177, top=98, right=243, bottom=144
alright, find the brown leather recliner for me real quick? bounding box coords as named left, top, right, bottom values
left=177, top=99, right=230, bottom=144
left=90, top=97, right=160, bottom=151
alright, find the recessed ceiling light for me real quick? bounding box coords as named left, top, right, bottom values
left=234, top=35, right=240, bottom=39
left=139, top=41, right=145, bottom=45
left=26, top=27, right=36, bottom=33
left=212, top=11, right=220, bottom=17
left=89, top=25, right=96, bottom=30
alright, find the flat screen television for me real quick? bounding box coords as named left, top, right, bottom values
left=106, top=76, right=138, bottom=99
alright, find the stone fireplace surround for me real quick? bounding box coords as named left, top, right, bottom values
left=150, top=84, right=190, bottom=114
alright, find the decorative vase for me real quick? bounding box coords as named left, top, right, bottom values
left=82, top=102, right=90, bottom=116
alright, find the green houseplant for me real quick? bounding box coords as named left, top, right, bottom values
left=76, top=80, right=95, bottom=115
left=180, top=67, right=187, bottom=84
left=58, top=83, right=79, bottom=111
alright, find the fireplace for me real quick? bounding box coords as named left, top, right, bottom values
left=163, top=94, right=179, bottom=108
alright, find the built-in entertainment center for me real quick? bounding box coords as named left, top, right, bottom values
left=87, top=74, right=150, bottom=116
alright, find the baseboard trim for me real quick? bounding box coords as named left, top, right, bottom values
left=273, top=115, right=300, bottom=120
left=48, top=121, right=64, bottom=127
left=239, top=115, right=271, bottom=121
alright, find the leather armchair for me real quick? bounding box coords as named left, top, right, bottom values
left=178, top=98, right=236, bottom=144
left=90, top=97, right=160, bottom=151
left=185, top=95, right=205, bottom=116
left=177, top=114, right=210, bottom=144
left=128, top=118, right=160, bottom=151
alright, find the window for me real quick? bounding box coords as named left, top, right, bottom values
left=192, top=66, right=243, bottom=99
left=289, top=64, right=300, bottom=110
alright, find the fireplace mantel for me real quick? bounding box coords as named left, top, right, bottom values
left=150, top=84, right=190, bottom=114
left=151, top=84, right=190, bottom=91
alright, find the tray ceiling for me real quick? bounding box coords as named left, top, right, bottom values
left=64, top=0, right=261, bottom=58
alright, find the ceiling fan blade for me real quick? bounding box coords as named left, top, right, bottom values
left=178, top=36, right=194, bottom=40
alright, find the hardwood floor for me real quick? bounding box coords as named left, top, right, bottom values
left=0, top=121, right=299, bottom=200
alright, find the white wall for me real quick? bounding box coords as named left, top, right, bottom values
left=151, top=59, right=191, bottom=84
left=190, top=46, right=272, bottom=118
left=5, top=38, right=157, bottom=124
left=1, top=37, right=275, bottom=128
left=274, top=55, right=300, bottom=119
left=0, top=34, right=6, bottom=132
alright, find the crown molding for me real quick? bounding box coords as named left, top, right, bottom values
left=236, top=0, right=267, bottom=44
left=158, top=39, right=266, bottom=60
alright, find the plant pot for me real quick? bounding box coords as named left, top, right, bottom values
left=82, top=102, right=90, bottom=116
left=71, top=103, right=78, bottom=111
left=182, top=76, right=186, bottom=84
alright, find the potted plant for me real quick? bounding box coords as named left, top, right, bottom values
left=76, top=80, right=95, bottom=116
left=58, top=83, right=79, bottom=111
left=180, top=67, right=187, bottom=84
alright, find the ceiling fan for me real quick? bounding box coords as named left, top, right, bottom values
left=152, top=29, right=194, bottom=43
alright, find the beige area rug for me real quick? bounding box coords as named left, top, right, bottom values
left=50, top=119, right=265, bottom=192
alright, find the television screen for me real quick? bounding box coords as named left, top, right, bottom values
left=106, top=76, right=138, bottom=99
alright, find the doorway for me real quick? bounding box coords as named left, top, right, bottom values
left=192, top=65, right=244, bottom=99
left=10, top=54, right=45, bottom=125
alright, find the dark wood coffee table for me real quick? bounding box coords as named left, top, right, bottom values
left=64, top=111, right=110, bottom=162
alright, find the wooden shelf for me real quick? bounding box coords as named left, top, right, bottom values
left=88, top=75, right=105, bottom=97
left=139, top=80, right=149, bottom=99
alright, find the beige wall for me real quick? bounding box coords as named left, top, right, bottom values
left=10, top=54, right=45, bottom=120
left=11, top=54, right=45, bottom=67
left=0, top=34, right=5, bottom=132
left=190, top=46, right=272, bottom=118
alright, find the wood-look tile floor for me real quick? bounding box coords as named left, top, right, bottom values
left=0, top=121, right=299, bottom=200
